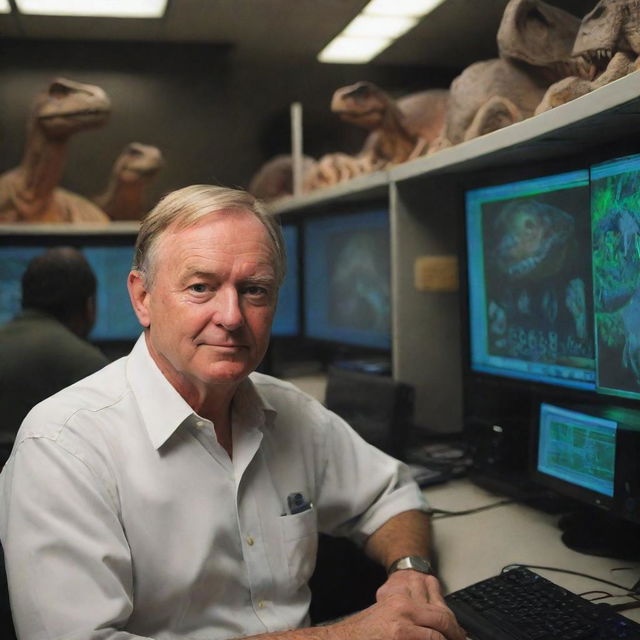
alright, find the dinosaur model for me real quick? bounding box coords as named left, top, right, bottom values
left=435, top=0, right=585, bottom=148
left=0, top=77, right=112, bottom=224
left=536, top=0, right=640, bottom=113
left=93, top=142, right=164, bottom=220
left=304, top=82, right=449, bottom=190
left=247, top=154, right=317, bottom=202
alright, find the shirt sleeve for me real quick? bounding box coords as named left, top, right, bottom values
left=312, top=404, right=428, bottom=546
left=1, top=435, right=193, bottom=640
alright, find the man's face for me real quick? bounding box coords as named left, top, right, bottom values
left=129, top=209, right=277, bottom=397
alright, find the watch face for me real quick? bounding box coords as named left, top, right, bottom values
left=391, top=556, right=432, bottom=574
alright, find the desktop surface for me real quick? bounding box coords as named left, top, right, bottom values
left=426, top=479, right=640, bottom=624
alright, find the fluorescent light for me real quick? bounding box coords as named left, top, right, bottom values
left=318, top=0, right=447, bottom=63
left=0, top=0, right=10, bottom=13
left=364, top=0, right=446, bottom=17
left=15, top=0, right=168, bottom=18
left=318, top=36, right=392, bottom=64
left=344, top=14, right=418, bottom=39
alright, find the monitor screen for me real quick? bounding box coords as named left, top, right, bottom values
left=465, top=170, right=595, bottom=389
left=303, top=208, right=391, bottom=351
left=591, top=153, right=640, bottom=400
left=0, top=241, right=141, bottom=342
left=271, top=223, right=300, bottom=337
left=537, top=402, right=616, bottom=498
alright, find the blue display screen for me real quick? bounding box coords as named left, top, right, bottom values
left=465, top=170, right=595, bottom=389
left=591, top=153, right=640, bottom=400
left=303, top=208, right=391, bottom=350
left=537, top=403, right=616, bottom=497
left=0, top=244, right=141, bottom=342
left=271, top=224, right=300, bottom=337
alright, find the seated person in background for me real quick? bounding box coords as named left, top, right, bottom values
left=0, top=247, right=108, bottom=445
left=0, top=185, right=465, bottom=640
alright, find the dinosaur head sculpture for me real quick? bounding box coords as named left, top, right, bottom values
left=112, top=142, right=163, bottom=183
left=573, top=0, right=640, bottom=72
left=330, top=81, right=403, bottom=131
left=497, top=0, right=582, bottom=73
left=31, top=77, right=111, bottom=140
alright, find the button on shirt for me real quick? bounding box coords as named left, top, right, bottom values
left=0, top=335, right=427, bottom=640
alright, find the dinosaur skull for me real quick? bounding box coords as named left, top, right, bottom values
left=331, top=81, right=393, bottom=130
left=34, top=77, right=111, bottom=138
left=115, top=142, right=163, bottom=183
left=497, top=0, right=582, bottom=68
left=573, top=0, right=640, bottom=70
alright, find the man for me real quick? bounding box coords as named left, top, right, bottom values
left=0, top=246, right=108, bottom=444
left=0, top=185, right=465, bottom=640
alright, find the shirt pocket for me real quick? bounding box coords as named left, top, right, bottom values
left=279, top=506, right=318, bottom=592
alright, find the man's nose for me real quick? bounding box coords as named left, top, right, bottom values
left=212, top=287, right=244, bottom=330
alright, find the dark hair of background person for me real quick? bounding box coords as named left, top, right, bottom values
left=21, top=246, right=97, bottom=326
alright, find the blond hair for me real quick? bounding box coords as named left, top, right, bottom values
left=133, top=184, right=286, bottom=288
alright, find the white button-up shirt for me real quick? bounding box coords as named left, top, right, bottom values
left=0, top=335, right=426, bottom=640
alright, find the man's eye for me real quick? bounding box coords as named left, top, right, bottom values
left=189, top=283, right=208, bottom=293
left=244, top=285, right=270, bottom=298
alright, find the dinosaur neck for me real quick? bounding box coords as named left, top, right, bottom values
left=375, top=108, right=416, bottom=164
left=99, top=177, right=147, bottom=220
left=16, top=126, right=69, bottom=211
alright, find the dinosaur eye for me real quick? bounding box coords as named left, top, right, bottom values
left=49, top=81, right=72, bottom=98
left=527, top=8, right=550, bottom=27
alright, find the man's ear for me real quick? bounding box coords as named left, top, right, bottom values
left=128, top=270, right=151, bottom=328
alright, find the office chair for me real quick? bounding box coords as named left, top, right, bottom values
left=308, top=367, right=415, bottom=624
left=324, top=365, right=414, bottom=459
left=0, top=544, right=17, bottom=640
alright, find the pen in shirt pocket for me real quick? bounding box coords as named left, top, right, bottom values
left=284, top=491, right=313, bottom=515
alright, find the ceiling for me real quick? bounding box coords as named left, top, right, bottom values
left=0, top=0, right=599, bottom=69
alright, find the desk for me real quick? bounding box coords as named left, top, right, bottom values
left=427, top=478, right=640, bottom=623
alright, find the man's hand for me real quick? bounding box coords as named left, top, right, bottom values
left=327, top=570, right=466, bottom=640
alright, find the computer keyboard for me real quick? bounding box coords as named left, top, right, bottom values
left=445, top=566, right=640, bottom=640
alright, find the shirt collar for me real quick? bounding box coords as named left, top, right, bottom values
left=126, top=335, right=277, bottom=449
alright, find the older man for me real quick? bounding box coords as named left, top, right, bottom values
left=0, top=185, right=464, bottom=640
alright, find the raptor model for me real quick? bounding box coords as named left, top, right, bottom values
left=537, top=0, right=640, bottom=113
left=93, top=142, right=163, bottom=220
left=304, top=82, right=448, bottom=190
left=0, top=77, right=111, bottom=224
left=437, top=0, right=585, bottom=148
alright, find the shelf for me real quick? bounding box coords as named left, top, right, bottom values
left=0, top=221, right=140, bottom=236
left=391, top=71, right=640, bottom=183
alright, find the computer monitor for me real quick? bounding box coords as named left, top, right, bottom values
left=591, top=152, right=640, bottom=400
left=465, top=170, right=595, bottom=390
left=533, top=402, right=640, bottom=560
left=271, top=223, right=300, bottom=337
left=303, top=207, right=391, bottom=352
left=0, top=236, right=141, bottom=344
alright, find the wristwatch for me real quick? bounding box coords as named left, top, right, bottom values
left=387, top=555, right=433, bottom=576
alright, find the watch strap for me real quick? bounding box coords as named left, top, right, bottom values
left=387, top=555, right=432, bottom=576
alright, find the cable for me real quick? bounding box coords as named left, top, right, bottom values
left=428, top=498, right=515, bottom=519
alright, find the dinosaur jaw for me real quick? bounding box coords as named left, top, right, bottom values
left=37, top=108, right=111, bottom=137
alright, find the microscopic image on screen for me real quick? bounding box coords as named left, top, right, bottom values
left=466, top=171, right=595, bottom=388
left=482, top=193, right=593, bottom=365
left=591, top=154, right=640, bottom=399
left=327, top=227, right=390, bottom=335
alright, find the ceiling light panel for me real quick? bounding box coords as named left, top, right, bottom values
left=318, top=36, right=392, bottom=63
left=15, top=0, right=168, bottom=18
left=344, top=14, right=418, bottom=39
left=0, top=0, right=10, bottom=13
left=364, top=0, right=446, bottom=17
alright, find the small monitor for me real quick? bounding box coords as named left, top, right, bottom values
left=533, top=401, right=640, bottom=559
left=591, top=152, right=640, bottom=400
left=0, top=239, right=141, bottom=343
left=303, top=208, right=391, bottom=351
left=271, top=223, right=300, bottom=337
left=536, top=402, right=616, bottom=500
left=465, top=170, right=595, bottom=389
